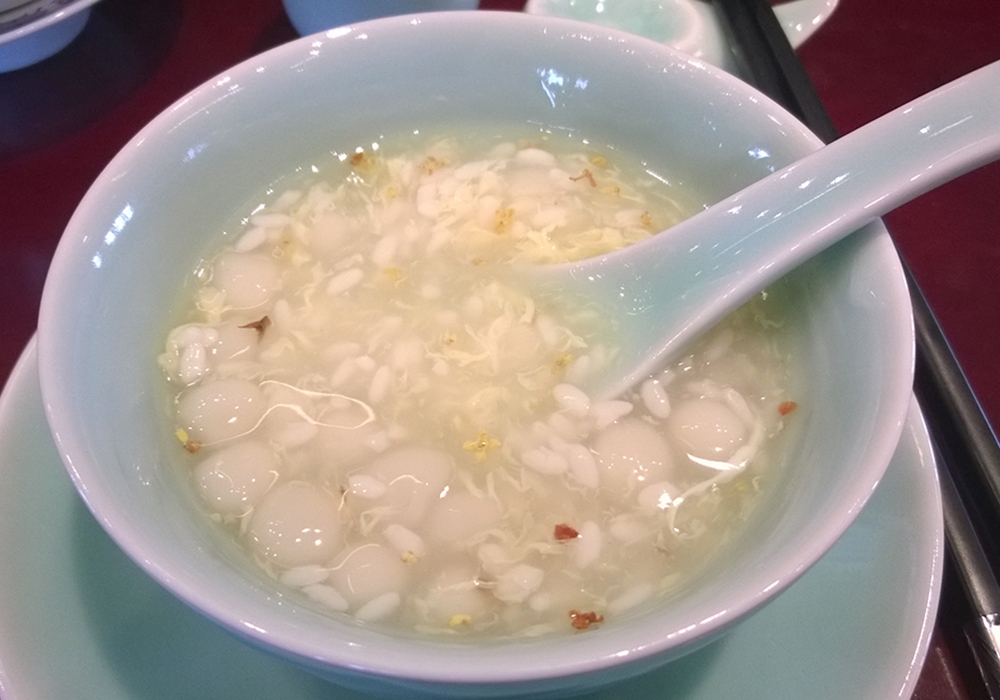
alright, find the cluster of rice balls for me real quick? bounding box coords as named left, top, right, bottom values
left=159, top=132, right=796, bottom=637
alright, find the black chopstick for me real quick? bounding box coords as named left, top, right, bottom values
left=939, top=443, right=1000, bottom=697
left=709, top=0, right=1000, bottom=694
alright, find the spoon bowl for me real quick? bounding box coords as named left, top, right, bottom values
left=542, top=59, right=1000, bottom=399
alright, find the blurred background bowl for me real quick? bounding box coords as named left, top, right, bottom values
left=282, top=0, right=479, bottom=36
left=0, top=0, right=99, bottom=72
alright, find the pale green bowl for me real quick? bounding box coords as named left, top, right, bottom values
left=37, top=11, right=913, bottom=698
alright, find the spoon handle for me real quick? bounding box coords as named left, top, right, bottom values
left=575, top=59, right=1000, bottom=394
left=712, top=6, right=1000, bottom=694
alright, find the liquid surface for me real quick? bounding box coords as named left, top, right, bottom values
left=158, top=130, right=797, bottom=638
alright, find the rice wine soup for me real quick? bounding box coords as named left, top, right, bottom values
left=158, top=128, right=799, bottom=638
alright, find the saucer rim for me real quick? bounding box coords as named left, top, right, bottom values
left=0, top=336, right=943, bottom=700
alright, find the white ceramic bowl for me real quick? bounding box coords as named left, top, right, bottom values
left=37, top=11, right=913, bottom=698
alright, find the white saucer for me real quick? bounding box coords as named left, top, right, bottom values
left=0, top=338, right=942, bottom=699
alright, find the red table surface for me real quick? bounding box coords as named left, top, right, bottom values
left=0, top=0, right=997, bottom=697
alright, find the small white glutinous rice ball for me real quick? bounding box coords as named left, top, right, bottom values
left=193, top=440, right=278, bottom=516
left=246, top=481, right=341, bottom=568
left=667, top=397, right=748, bottom=461
left=211, top=322, right=260, bottom=363
left=212, top=252, right=281, bottom=310
left=176, top=377, right=267, bottom=444
left=424, top=488, right=502, bottom=544
left=382, top=523, right=426, bottom=561
left=591, top=418, right=673, bottom=500
left=420, top=559, right=495, bottom=626
left=326, top=542, right=411, bottom=608
left=314, top=406, right=386, bottom=471
left=353, top=447, right=454, bottom=527
left=493, top=563, right=544, bottom=604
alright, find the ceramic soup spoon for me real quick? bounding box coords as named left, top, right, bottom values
left=535, top=59, right=1000, bottom=399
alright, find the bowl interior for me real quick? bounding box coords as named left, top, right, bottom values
left=37, top=11, right=912, bottom=695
